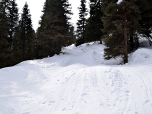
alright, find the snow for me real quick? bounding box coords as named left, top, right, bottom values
left=117, top=0, right=123, bottom=4
left=0, top=41, right=152, bottom=114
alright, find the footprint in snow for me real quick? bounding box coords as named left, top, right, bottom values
left=81, top=93, right=87, bottom=96
left=22, top=112, right=30, bottom=114
left=125, top=90, right=130, bottom=93
left=62, top=108, right=66, bottom=111
left=48, top=101, right=55, bottom=106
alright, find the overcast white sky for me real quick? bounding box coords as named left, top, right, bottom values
left=15, top=0, right=89, bottom=31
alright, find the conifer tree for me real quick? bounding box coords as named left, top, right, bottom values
left=135, top=0, right=152, bottom=45
left=13, top=2, right=35, bottom=61
left=21, top=2, right=35, bottom=60
left=66, top=26, right=76, bottom=46
left=13, top=21, right=23, bottom=63
left=76, top=0, right=88, bottom=46
left=37, top=0, right=71, bottom=58
left=0, top=1, right=11, bottom=68
left=7, top=0, right=19, bottom=49
left=101, top=0, right=118, bottom=10
left=85, top=0, right=103, bottom=43
left=102, top=0, right=141, bottom=64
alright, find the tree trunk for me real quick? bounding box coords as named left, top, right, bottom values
left=82, top=17, right=85, bottom=43
left=23, top=34, right=25, bottom=61
left=124, top=12, right=128, bottom=64
left=129, top=34, right=134, bottom=52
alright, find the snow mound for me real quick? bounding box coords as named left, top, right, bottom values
left=61, top=43, right=104, bottom=66
left=61, top=42, right=152, bottom=66
left=129, top=48, right=152, bottom=64
left=61, top=43, right=123, bottom=66
left=16, top=42, right=152, bottom=67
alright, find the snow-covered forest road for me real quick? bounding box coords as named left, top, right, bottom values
left=0, top=43, right=152, bottom=114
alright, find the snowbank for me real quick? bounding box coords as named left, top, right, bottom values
left=129, top=48, right=152, bottom=64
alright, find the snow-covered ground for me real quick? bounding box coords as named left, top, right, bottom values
left=0, top=41, right=152, bottom=114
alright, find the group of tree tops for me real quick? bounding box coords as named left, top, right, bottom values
left=0, top=0, right=76, bottom=68
left=76, top=0, right=152, bottom=64
left=1, top=0, right=152, bottom=68
left=0, top=0, right=36, bottom=68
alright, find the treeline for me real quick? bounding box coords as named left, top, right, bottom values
left=76, top=0, right=152, bottom=63
left=0, top=0, right=75, bottom=68
left=1, top=0, right=152, bottom=68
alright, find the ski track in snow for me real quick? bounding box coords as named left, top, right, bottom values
left=0, top=43, right=152, bottom=114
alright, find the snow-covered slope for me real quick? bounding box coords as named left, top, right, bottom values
left=0, top=42, right=152, bottom=114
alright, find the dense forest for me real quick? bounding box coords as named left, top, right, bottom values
left=0, top=0, right=152, bottom=68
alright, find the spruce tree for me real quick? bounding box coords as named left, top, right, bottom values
left=0, top=1, right=11, bottom=68
left=37, top=0, right=71, bottom=58
left=102, top=0, right=141, bottom=64
left=66, top=26, right=76, bottom=46
left=7, top=0, right=19, bottom=49
left=76, top=0, right=88, bottom=46
left=121, top=0, right=152, bottom=49
left=135, top=0, right=152, bottom=45
left=85, top=0, right=103, bottom=43
left=13, top=21, right=23, bottom=63
left=13, top=2, right=35, bottom=61
left=21, top=2, right=35, bottom=60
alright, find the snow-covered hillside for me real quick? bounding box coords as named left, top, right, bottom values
left=0, top=42, right=152, bottom=114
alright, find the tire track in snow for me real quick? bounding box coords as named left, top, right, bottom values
left=54, top=66, right=109, bottom=114
left=64, top=68, right=86, bottom=109
left=139, top=74, right=150, bottom=105
left=50, top=67, right=87, bottom=113
left=123, top=67, right=152, bottom=114
left=102, top=67, right=131, bottom=114
left=133, top=68, right=152, bottom=106
left=129, top=68, right=151, bottom=105
left=0, top=109, right=6, bottom=114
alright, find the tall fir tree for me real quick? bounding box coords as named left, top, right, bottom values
left=13, top=2, right=35, bottom=62
left=66, top=26, right=76, bottom=46
left=0, top=1, right=11, bottom=68
left=85, top=0, right=103, bottom=43
left=13, top=21, right=23, bottom=63
left=135, top=0, right=152, bottom=45
left=61, top=0, right=74, bottom=46
left=37, top=0, right=72, bottom=58
left=101, top=0, right=118, bottom=11
left=118, top=0, right=152, bottom=51
left=76, top=0, right=87, bottom=46
left=119, top=0, right=152, bottom=50
left=7, top=0, right=19, bottom=49
left=102, top=0, right=141, bottom=64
